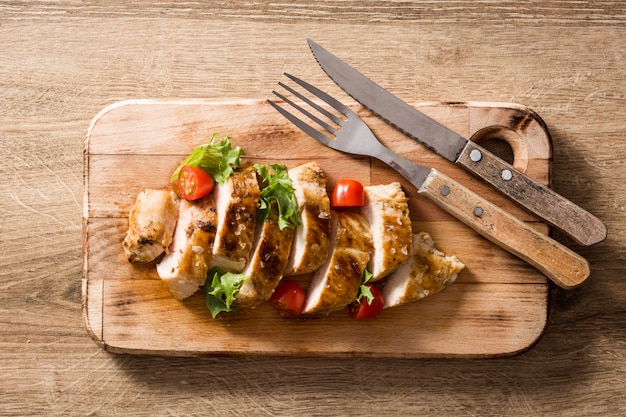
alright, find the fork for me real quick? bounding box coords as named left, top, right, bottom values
left=268, top=73, right=590, bottom=290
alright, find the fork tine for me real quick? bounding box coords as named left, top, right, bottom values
left=266, top=99, right=335, bottom=147
left=284, top=73, right=351, bottom=117
left=272, top=88, right=338, bottom=135
left=278, top=81, right=343, bottom=126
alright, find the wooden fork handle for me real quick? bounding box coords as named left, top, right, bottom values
left=418, top=169, right=590, bottom=289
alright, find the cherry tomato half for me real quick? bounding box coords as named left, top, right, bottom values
left=269, top=281, right=306, bottom=317
left=349, top=284, right=385, bottom=320
left=178, top=165, right=215, bottom=201
left=331, top=179, right=365, bottom=208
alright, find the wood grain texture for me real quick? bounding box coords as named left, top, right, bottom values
left=83, top=99, right=550, bottom=357
left=2, top=1, right=625, bottom=416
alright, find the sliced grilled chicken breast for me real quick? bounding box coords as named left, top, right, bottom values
left=284, top=162, right=331, bottom=275
left=208, top=166, right=261, bottom=272
left=156, top=196, right=218, bottom=300
left=235, top=203, right=295, bottom=308
left=383, top=232, right=465, bottom=308
left=123, top=189, right=179, bottom=263
left=361, top=182, right=413, bottom=281
left=303, top=211, right=373, bottom=315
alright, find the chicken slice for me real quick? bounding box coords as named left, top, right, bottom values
left=360, top=182, right=413, bottom=281
left=123, top=189, right=179, bottom=263
left=284, top=162, right=331, bottom=275
left=156, top=196, right=217, bottom=300
left=383, top=232, right=465, bottom=308
left=208, top=166, right=261, bottom=272
left=303, top=211, right=373, bottom=315
left=235, top=203, right=295, bottom=308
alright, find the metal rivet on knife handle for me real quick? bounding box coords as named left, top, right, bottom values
left=440, top=185, right=451, bottom=196
left=470, top=149, right=482, bottom=162
left=501, top=169, right=513, bottom=181
left=474, top=207, right=484, bottom=217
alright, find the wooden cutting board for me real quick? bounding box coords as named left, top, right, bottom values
left=83, top=99, right=551, bottom=358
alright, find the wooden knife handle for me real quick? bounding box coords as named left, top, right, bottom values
left=418, top=169, right=590, bottom=289
left=457, top=141, right=607, bottom=246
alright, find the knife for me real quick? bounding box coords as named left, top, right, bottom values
left=307, top=39, right=607, bottom=247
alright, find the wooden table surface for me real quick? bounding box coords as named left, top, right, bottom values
left=2, top=2, right=625, bottom=416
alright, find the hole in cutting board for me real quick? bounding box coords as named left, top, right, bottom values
left=470, top=126, right=527, bottom=170
left=479, top=138, right=514, bottom=165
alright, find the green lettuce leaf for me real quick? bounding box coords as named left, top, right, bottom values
left=205, top=269, right=248, bottom=318
left=355, top=269, right=375, bottom=305
left=171, top=133, right=244, bottom=184
left=254, top=163, right=301, bottom=230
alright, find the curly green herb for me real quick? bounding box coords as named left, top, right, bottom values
left=171, top=133, right=244, bottom=184
left=205, top=269, right=248, bottom=318
left=355, top=269, right=375, bottom=305
left=254, top=163, right=301, bottom=230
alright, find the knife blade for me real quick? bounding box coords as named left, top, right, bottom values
left=307, top=38, right=607, bottom=247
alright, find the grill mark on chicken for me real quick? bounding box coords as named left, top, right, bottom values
left=302, top=211, right=373, bottom=315
left=197, top=218, right=217, bottom=233
left=155, top=195, right=217, bottom=300
left=209, top=166, right=261, bottom=272
left=284, top=162, right=331, bottom=275
left=361, top=182, right=413, bottom=281
left=235, top=204, right=295, bottom=308
left=123, top=189, right=179, bottom=263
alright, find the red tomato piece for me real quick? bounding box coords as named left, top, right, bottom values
left=349, top=285, right=385, bottom=319
left=269, top=281, right=306, bottom=317
left=178, top=165, right=214, bottom=201
left=331, top=179, right=365, bottom=208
